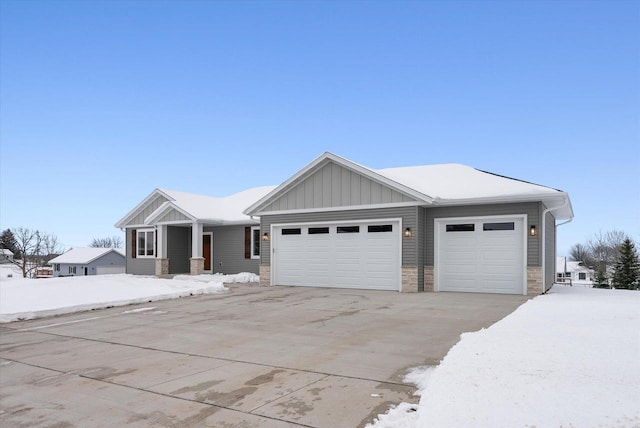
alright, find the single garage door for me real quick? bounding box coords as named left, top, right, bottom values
left=436, top=216, right=525, bottom=295
left=273, top=220, right=400, bottom=291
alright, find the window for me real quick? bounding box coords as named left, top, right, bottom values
left=446, top=224, right=475, bottom=232
left=368, top=225, right=393, bottom=233
left=578, top=272, right=586, bottom=280
left=483, top=222, right=515, bottom=231
left=251, top=226, right=260, bottom=259
left=136, top=229, right=155, bottom=258
left=309, top=227, right=329, bottom=234
left=282, top=228, right=302, bottom=235
left=337, top=226, right=360, bottom=233
left=55, top=264, right=60, bottom=272
left=68, top=266, right=76, bottom=274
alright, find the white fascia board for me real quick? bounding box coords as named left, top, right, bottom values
left=144, top=201, right=196, bottom=225
left=244, top=152, right=433, bottom=216
left=253, top=201, right=424, bottom=217
left=114, top=188, right=175, bottom=228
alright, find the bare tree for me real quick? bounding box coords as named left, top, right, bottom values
left=11, top=227, right=63, bottom=278
left=569, top=243, right=594, bottom=266
left=569, top=230, right=633, bottom=285
left=90, top=235, right=123, bottom=249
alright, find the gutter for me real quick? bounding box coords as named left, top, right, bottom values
left=541, top=195, right=572, bottom=294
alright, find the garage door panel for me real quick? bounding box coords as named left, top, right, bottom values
left=274, top=221, right=399, bottom=291
left=438, top=217, right=524, bottom=295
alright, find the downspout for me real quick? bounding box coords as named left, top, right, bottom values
left=541, top=195, right=572, bottom=294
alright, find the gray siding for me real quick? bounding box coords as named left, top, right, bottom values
left=207, top=225, right=260, bottom=275
left=417, top=207, right=426, bottom=291
left=53, top=251, right=125, bottom=277
left=167, top=226, right=190, bottom=274
left=424, top=202, right=543, bottom=266
left=260, top=206, right=418, bottom=266
left=158, top=209, right=190, bottom=223
left=127, top=195, right=169, bottom=226
left=261, top=161, right=415, bottom=212
left=544, top=209, right=556, bottom=291
left=125, top=228, right=155, bottom=275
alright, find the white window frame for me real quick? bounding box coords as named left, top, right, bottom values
left=250, top=226, right=260, bottom=259
left=137, top=228, right=155, bottom=258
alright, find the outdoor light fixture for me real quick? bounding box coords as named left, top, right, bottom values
left=529, top=225, right=537, bottom=236
left=262, top=232, right=270, bottom=241
left=404, top=227, right=413, bottom=238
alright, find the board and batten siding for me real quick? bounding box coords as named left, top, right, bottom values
left=126, top=195, right=169, bottom=226
left=157, top=208, right=190, bottom=223
left=425, top=202, right=543, bottom=267
left=206, top=225, right=260, bottom=275
left=260, top=206, right=418, bottom=266
left=260, top=161, right=415, bottom=212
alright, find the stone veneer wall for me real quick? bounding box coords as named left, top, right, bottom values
left=423, top=266, right=434, bottom=292
left=401, top=266, right=418, bottom=293
left=527, top=266, right=543, bottom=295
left=155, top=259, right=169, bottom=276
left=189, top=257, right=204, bottom=275
left=259, top=265, right=271, bottom=287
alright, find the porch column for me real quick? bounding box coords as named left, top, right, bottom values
left=190, top=222, right=204, bottom=275
left=155, top=225, right=169, bottom=276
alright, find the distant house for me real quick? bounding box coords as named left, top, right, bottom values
left=36, top=266, right=53, bottom=279
left=0, top=249, right=14, bottom=263
left=556, top=256, right=595, bottom=286
left=49, top=247, right=126, bottom=277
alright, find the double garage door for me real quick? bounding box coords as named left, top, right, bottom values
left=272, top=220, right=401, bottom=291
left=436, top=216, right=526, bottom=295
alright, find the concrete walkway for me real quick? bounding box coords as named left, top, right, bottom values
left=0, top=284, right=528, bottom=427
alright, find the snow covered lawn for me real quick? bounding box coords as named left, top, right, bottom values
left=369, top=285, right=640, bottom=428
left=0, top=272, right=258, bottom=323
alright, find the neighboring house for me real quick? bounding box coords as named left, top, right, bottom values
left=556, top=256, right=595, bottom=286
left=0, top=249, right=14, bottom=263
left=36, top=266, right=53, bottom=279
left=49, top=247, right=126, bottom=277
left=115, top=187, right=276, bottom=277
left=118, top=152, right=573, bottom=295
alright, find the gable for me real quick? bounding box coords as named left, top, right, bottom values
left=124, top=194, right=170, bottom=227
left=259, top=160, right=417, bottom=213
left=156, top=207, right=191, bottom=223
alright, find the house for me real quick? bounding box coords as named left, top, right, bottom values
left=0, top=249, right=14, bottom=263
left=36, top=266, right=53, bottom=278
left=118, top=152, right=573, bottom=295
left=556, top=256, right=595, bottom=286
left=115, top=187, right=276, bottom=277
left=49, top=247, right=126, bottom=277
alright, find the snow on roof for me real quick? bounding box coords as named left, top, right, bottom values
left=375, top=164, right=563, bottom=201
left=556, top=256, right=594, bottom=273
left=1, top=249, right=13, bottom=256
left=49, top=247, right=125, bottom=265
left=153, top=186, right=277, bottom=224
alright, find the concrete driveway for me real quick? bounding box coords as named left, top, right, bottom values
left=0, top=284, right=528, bottom=427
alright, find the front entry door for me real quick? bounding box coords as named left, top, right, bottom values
left=203, top=234, right=212, bottom=271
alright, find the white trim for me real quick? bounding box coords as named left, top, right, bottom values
left=145, top=202, right=196, bottom=225
left=136, top=228, right=156, bottom=259
left=433, top=214, right=528, bottom=295
left=253, top=201, right=423, bottom=217
left=114, top=189, right=174, bottom=229
left=203, top=232, right=213, bottom=273
left=270, top=217, right=403, bottom=292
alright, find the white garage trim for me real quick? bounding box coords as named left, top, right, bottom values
left=434, top=214, right=528, bottom=295
left=271, top=218, right=403, bottom=291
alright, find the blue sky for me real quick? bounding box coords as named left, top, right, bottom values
left=1, top=0, right=638, bottom=256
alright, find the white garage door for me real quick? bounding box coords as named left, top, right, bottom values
left=436, top=216, right=525, bottom=295
left=273, top=220, right=400, bottom=291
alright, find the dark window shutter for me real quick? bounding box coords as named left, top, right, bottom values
left=131, top=229, right=137, bottom=259
left=244, top=227, right=251, bottom=259
left=154, top=230, right=157, bottom=257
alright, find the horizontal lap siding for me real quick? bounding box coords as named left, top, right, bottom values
left=90, top=252, right=125, bottom=274
left=425, top=202, right=542, bottom=266
left=125, top=228, right=155, bottom=275
left=260, top=206, right=418, bottom=266
left=544, top=209, right=556, bottom=290
left=167, top=226, right=190, bottom=274
left=207, top=225, right=260, bottom=275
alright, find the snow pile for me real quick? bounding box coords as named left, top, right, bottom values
left=368, top=286, right=640, bottom=428
left=0, top=274, right=230, bottom=323
left=173, top=272, right=259, bottom=284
